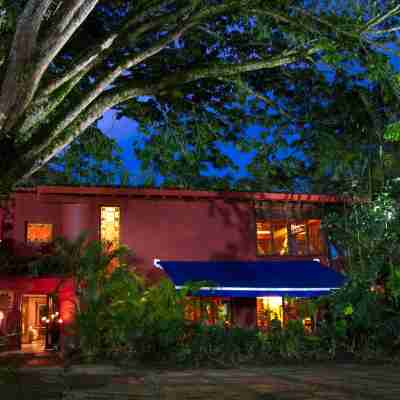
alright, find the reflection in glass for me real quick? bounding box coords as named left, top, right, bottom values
left=256, top=219, right=324, bottom=256
left=290, top=223, right=307, bottom=255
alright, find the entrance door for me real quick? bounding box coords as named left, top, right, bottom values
left=21, top=295, right=48, bottom=352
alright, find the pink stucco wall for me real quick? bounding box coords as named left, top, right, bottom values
left=9, top=188, right=331, bottom=282
left=61, top=203, right=91, bottom=240
left=0, top=187, right=339, bottom=343
left=12, top=192, right=257, bottom=281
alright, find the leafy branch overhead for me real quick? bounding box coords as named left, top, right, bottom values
left=0, top=0, right=399, bottom=191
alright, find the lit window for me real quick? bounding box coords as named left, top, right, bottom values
left=257, top=297, right=283, bottom=328
left=217, top=300, right=231, bottom=325
left=26, top=223, right=53, bottom=244
left=289, top=223, right=307, bottom=255
left=256, top=220, right=324, bottom=256
left=307, top=220, right=325, bottom=255
left=100, top=206, right=120, bottom=249
left=256, top=222, right=288, bottom=255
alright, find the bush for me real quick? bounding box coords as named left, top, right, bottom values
left=35, top=235, right=400, bottom=365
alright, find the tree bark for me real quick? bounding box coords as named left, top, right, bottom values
left=0, top=0, right=53, bottom=134
left=22, top=46, right=319, bottom=178
left=0, top=0, right=394, bottom=189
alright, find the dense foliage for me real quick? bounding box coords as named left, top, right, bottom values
left=0, top=1, right=399, bottom=192
left=2, top=231, right=398, bottom=364
left=320, top=184, right=400, bottom=357
left=28, top=127, right=131, bottom=186
left=325, top=183, right=400, bottom=286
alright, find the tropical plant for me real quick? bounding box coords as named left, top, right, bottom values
left=320, top=185, right=400, bottom=357
left=326, top=186, right=400, bottom=280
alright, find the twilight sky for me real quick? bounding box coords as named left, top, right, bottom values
left=97, top=109, right=258, bottom=183
left=97, top=51, right=400, bottom=184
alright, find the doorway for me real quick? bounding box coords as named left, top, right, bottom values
left=21, top=294, right=48, bottom=352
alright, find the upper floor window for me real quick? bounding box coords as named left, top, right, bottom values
left=26, top=223, right=53, bottom=245
left=256, top=219, right=324, bottom=256
left=100, top=206, right=120, bottom=249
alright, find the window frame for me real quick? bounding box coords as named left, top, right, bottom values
left=25, top=222, right=54, bottom=245
left=99, top=205, right=121, bottom=248
left=256, top=219, right=324, bottom=257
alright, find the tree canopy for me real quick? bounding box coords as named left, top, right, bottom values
left=0, top=0, right=399, bottom=193
left=27, top=126, right=132, bottom=186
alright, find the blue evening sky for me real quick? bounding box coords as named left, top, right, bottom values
left=97, top=51, right=400, bottom=184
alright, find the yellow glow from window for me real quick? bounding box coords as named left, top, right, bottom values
left=257, top=220, right=324, bottom=256
left=26, top=223, right=53, bottom=244
left=100, top=206, right=120, bottom=248
left=257, top=297, right=283, bottom=327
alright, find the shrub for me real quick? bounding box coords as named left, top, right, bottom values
left=32, top=234, right=400, bottom=365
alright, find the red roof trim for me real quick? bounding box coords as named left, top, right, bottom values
left=15, top=185, right=351, bottom=203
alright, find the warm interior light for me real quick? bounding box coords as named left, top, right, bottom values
left=0, top=311, right=4, bottom=321
left=303, top=317, right=313, bottom=333
left=257, top=230, right=271, bottom=234
left=260, top=297, right=283, bottom=322
left=100, top=206, right=121, bottom=248
left=26, top=223, right=53, bottom=244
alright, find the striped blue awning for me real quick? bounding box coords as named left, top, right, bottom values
left=158, top=260, right=345, bottom=298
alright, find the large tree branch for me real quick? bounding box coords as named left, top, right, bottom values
left=171, top=47, right=320, bottom=84
left=21, top=86, right=148, bottom=179
left=23, top=14, right=184, bottom=135
left=371, top=25, right=400, bottom=35
left=1, top=1, right=99, bottom=135
left=38, top=36, right=117, bottom=99
left=29, top=19, right=197, bottom=160
left=40, top=0, right=99, bottom=58
left=20, top=69, right=89, bottom=136
left=362, top=4, right=400, bottom=32
left=6, top=0, right=245, bottom=140
left=22, top=46, right=320, bottom=178
left=0, top=0, right=53, bottom=134
left=17, top=1, right=245, bottom=155
left=37, top=1, right=197, bottom=99
left=33, top=1, right=99, bottom=88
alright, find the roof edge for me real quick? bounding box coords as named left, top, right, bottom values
left=12, top=185, right=355, bottom=203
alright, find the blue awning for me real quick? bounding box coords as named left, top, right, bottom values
left=159, top=260, right=345, bottom=298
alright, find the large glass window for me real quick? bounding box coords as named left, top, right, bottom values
left=185, top=298, right=231, bottom=325
left=256, top=297, right=283, bottom=328
left=289, top=223, right=307, bottom=256
left=100, top=206, right=120, bottom=249
left=256, top=222, right=288, bottom=255
left=26, top=223, right=53, bottom=244
left=256, top=220, right=324, bottom=256
left=308, top=219, right=325, bottom=254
